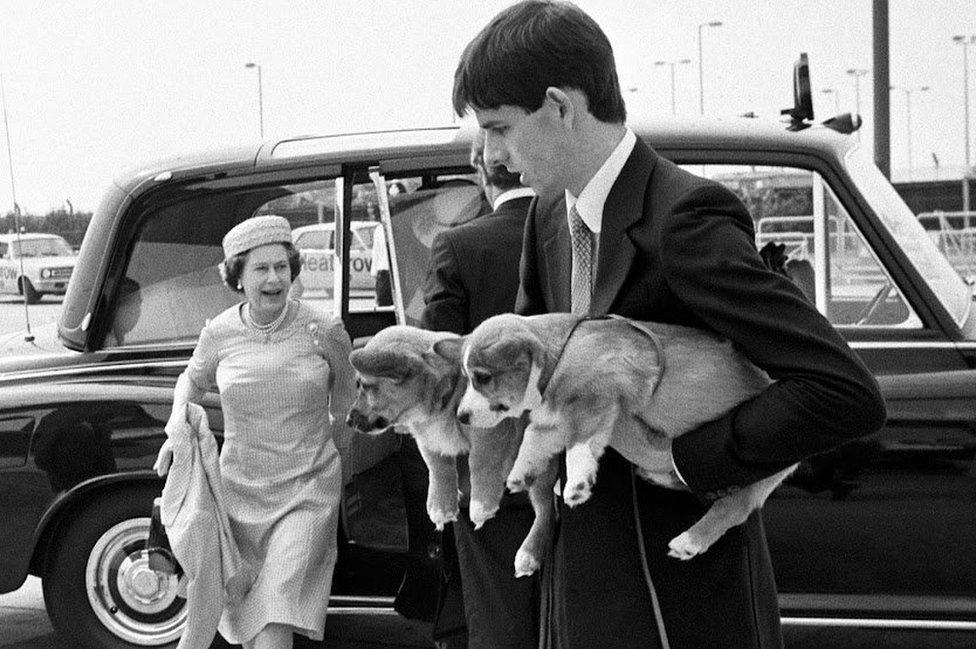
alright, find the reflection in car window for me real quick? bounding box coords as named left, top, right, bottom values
left=688, top=163, right=920, bottom=329
left=844, top=147, right=972, bottom=327
left=371, top=176, right=483, bottom=325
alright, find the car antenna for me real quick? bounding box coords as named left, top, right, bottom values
left=1, top=71, right=34, bottom=344
left=781, top=53, right=814, bottom=131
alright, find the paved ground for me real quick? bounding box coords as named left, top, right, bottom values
left=0, top=576, right=433, bottom=649
left=0, top=577, right=59, bottom=649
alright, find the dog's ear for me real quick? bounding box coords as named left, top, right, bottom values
left=484, top=331, right=544, bottom=371
left=430, top=337, right=464, bottom=364
left=423, top=338, right=464, bottom=412
left=349, top=348, right=421, bottom=383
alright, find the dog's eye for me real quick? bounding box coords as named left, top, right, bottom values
left=472, top=371, right=491, bottom=387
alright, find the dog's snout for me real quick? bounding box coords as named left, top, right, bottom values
left=347, top=408, right=387, bottom=433
left=457, top=410, right=471, bottom=425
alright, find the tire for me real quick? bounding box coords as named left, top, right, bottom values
left=20, top=278, right=41, bottom=304
left=43, top=487, right=186, bottom=649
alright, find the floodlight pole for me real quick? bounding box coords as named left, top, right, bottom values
left=245, top=62, right=264, bottom=139
left=697, top=21, right=723, bottom=115
left=655, top=59, right=691, bottom=116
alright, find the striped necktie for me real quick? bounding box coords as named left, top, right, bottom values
left=570, top=205, right=593, bottom=314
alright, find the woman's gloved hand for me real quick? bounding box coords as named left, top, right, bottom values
left=153, top=438, right=174, bottom=477
left=154, top=404, right=187, bottom=477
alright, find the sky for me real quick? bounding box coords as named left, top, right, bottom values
left=1, top=0, right=975, bottom=214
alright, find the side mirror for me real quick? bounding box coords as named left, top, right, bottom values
left=823, top=113, right=863, bottom=135
left=781, top=53, right=814, bottom=131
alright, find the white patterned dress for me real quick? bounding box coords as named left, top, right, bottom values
left=184, top=300, right=341, bottom=644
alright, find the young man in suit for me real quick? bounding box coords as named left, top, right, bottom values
left=451, top=2, right=887, bottom=648
left=420, top=132, right=539, bottom=649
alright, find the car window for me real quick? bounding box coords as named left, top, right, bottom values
left=915, top=211, right=976, bottom=287
left=367, top=174, right=484, bottom=325
left=10, top=236, right=73, bottom=258
left=294, top=230, right=332, bottom=250
left=845, top=147, right=972, bottom=326
left=687, top=163, right=921, bottom=329
left=106, top=178, right=343, bottom=347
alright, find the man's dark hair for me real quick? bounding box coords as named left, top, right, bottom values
left=453, top=0, right=626, bottom=123
left=471, top=136, right=523, bottom=191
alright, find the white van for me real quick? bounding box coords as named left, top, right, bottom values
left=292, top=221, right=381, bottom=295
left=0, top=233, right=76, bottom=303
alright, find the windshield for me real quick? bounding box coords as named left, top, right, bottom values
left=10, top=236, right=73, bottom=258
left=844, top=147, right=972, bottom=327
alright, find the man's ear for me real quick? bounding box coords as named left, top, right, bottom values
left=544, top=86, right=575, bottom=124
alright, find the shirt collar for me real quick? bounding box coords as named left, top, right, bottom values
left=565, top=128, right=637, bottom=233
left=493, top=186, right=536, bottom=210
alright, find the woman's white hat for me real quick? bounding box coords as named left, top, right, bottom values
left=222, top=215, right=293, bottom=258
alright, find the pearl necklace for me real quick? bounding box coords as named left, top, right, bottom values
left=247, top=301, right=289, bottom=335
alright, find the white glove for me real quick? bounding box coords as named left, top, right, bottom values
left=155, top=404, right=187, bottom=477
left=153, top=438, right=174, bottom=477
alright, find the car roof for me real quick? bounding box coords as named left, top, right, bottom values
left=0, top=233, right=66, bottom=242
left=110, top=115, right=856, bottom=199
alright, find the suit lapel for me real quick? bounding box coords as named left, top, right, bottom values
left=539, top=194, right=571, bottom=312
left=590, top=139, right=657, bottom=315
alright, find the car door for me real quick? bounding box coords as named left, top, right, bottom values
left=671, top=148, right=976, bottom=633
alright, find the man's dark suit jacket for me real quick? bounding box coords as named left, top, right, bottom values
left=423, top=195, right=533, bottom=333
left=421, top=194, right=539, bottom=649
left=517, top=138, right=886, bottom=649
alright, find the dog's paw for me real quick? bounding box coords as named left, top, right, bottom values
left=667, top=531, right=707, bottom=560
left=468, top=500, right=499, bottom=530
left=506, top=469, right=535, bottom=493
left=513, top=547, right=541, bottom=578
left=428, top=506, right=458, bottom=531
left=562, top=476, right=594, bottom=508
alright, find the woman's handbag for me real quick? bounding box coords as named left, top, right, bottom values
left=145, top=496, right=182, bottom=576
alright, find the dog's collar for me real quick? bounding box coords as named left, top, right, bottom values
left=537, top=315, right=606, bottom=394
left=536, top=314, right=667, bottom=397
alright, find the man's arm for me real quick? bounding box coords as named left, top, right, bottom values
left=421, top=230, right=467, bottom=335
left=663, top=184, right=886, bottom=495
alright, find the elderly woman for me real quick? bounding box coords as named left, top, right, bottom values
left=155, top=214, right=355, bottom=649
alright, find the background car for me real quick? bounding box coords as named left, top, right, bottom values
left=292, top=220, right=381, bottom=295
left=0, top=87, right=974, bottom=648
left=0, top=233, right=75, bottom=303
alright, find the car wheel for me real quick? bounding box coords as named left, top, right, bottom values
left=19, top=278, right=41, bottom=304
left=43, top=489, right=187, bottom=649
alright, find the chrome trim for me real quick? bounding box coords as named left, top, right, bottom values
left=329, top=595, right=394, bottom=607
left=849, top=341, right=969, bottom=349
left=326, top=608, right=399, bottom=616
left=782, top=617, right=976, bottom=631
left=1, top=359, right=188, bottom=381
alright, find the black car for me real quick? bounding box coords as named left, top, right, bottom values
left=1, top=81, right=975, bottom=648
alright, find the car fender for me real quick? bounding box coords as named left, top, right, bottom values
left=28, top=471, right=162, bottom=577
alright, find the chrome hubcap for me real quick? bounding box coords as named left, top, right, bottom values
left=85, top=517, right=187, bottom=645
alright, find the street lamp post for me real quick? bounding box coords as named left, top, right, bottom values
left=846, top=68, right=869, bottom=116
left=655, top=58, right=691, bottom=116
left=846, top=68, right=869, bottom=141
left=244, top=62, right=264, bottom=139
left=890, top=84, right=930, bottom=172
left=821, top=88, right=841, bottom=114
left=697, top=21, right=723, bottom=115
left=952, top=35, right=975, bottom=172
